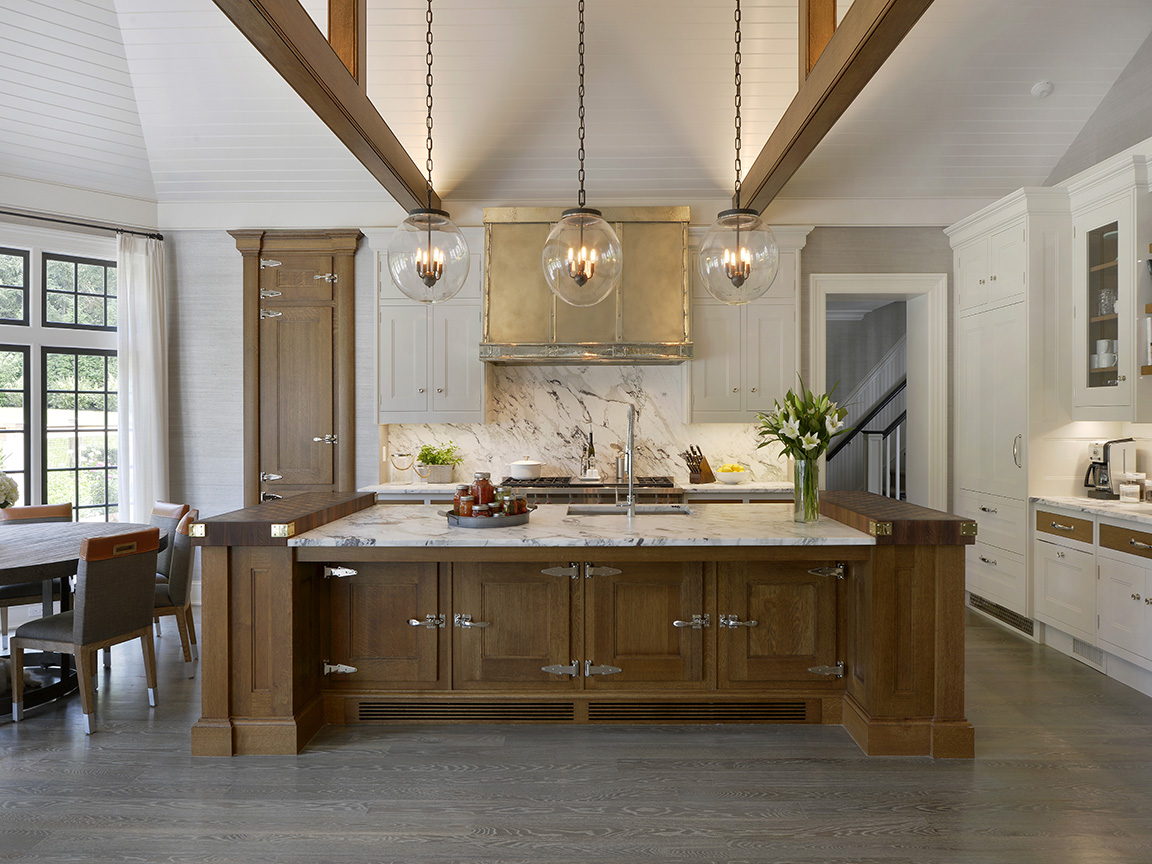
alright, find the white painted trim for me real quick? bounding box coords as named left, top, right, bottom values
left=762, top=197, right=1002, bottom=228
left=810, top=272, right=950, bottom=511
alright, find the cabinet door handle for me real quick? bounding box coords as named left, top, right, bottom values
left=979, top=555, right=998, bottom=566
left=732, top=387, right=739, bottom=393
left=1131, top=593, right=1142, bottom=601
left=750, top=387, right=757, bottom=393
left=719, top=614, right=758, bottom=628
left=418, top=387, right=425, bottom=393
left=979, top=506, right=998, bottom=514
left=313, top=434, right=337, bottom=444
left=1051, top=521, right=1074, bottom=532
left=408, top=614, right=445, bottom=629
left=673, top=614, right=710, bottom=629
left=1012, top=434, right=1022, bottom=468
left=990, top=275, right=997, bottom=281
left=1130, top=538, right=1152, bottom=550
left=1119, top=375, right=1127, bottom=382
left=454, top=613, right=489, bottom=628
left=436, top=388, right=443, bottom=393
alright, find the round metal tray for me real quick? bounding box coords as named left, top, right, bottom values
left=439, top=505, right=536, bottom=528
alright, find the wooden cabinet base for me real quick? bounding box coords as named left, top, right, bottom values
left=192, top=697, right=326, bottom=756
left=842, top=694, right=974, bottom=758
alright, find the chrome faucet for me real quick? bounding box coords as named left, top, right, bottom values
left=621, top=404, right=636, bottom=519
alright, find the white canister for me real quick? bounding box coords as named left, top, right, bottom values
left=1120, top=482, right=1142, bottom=503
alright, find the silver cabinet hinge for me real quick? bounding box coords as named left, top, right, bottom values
left=542, top=660, right=579, bottom=677
left=259, top=288, right=282, bottom=298
left=313, top=434, right=338, bottom=444
left=324, top=566, right=357, bottom=579
left=314, top=273, right=337, bottom=283
left=408, top=614, right=445, bottom=629
left=260, top=472, right=283, bottom=482
left=584, top=659, right=622, bottom=676
left=259, top=309, right=282, bottom=319
left=719, top=614, right=758, bottom=628
left=260, top=258, right=282, bottom=268
left=454, top=613, right=490, bottom=629
left=808, top=662, right=845, bottom=678
left=808, top=563, right=845, bottom=580
left=323, top=661, right=357, bottom=675
left=673, top=614, right=710, bottom=629
left=542, top=563, right=581, bottom=579
left=585, top=564, right=622, bottom=579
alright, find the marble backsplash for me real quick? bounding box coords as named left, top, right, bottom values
left=382, top=365, right=790, bottom=485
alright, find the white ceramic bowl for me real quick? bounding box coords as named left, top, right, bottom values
left=716, top=471, right=746, bottom=484
left=510, top=457, right=543, bottom=480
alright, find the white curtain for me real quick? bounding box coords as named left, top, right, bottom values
left=116, top=234, right=169, bottom=522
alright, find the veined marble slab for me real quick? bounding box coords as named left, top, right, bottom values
left=1033, top=495, right=1152, bottom=525
left=365, top=481, right=793, bottom=495
left=291, top=503, right=874, bottom=548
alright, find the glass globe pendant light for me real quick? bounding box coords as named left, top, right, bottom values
left=541, top=0, right=622, bottom=308
left=387, top=0, right=468, bottom=304
left=699, top=0, right=779, bottom=305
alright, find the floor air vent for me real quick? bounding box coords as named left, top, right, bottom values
left=587, top=702, right=809, bottom=724
left=1073, top=638, right=1106, bottom=668
left=968, top=593, right=1034, bottom=636
left=357, top=702, right=575, bottom=723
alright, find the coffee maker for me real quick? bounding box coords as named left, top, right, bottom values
left=1084, top=438, right=1138, bottom=499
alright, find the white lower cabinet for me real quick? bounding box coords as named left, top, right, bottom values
left=1097, top=520, right=1152, bottom=665
left=966, top=541, right=1027, bottom=615
left=1033, top=538, right=1096, bottom=643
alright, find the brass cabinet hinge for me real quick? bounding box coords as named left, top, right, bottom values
left=868, top=519, right=893, bottom=537
left=189, top=523, right=206, bottom=538
left=270, top=523, right=295, bottom=538
left=961, top=522, right=978, bottom=536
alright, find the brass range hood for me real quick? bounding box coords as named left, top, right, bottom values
left=480, top=206, right=693, bottom=364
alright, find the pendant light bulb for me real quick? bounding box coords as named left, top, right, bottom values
left=543, top=207, right=622, bottom=307
left=387, top=0, right=468, bottom=305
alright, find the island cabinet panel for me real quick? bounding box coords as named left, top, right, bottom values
left=327, top=562, right=449, bottom=691
left=452, top=563, right=580, bottom=690
left=717, top=561, right=839, bottom=687
left=584, top=562, right=709, bottom=689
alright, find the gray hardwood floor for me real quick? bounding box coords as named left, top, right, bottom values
left=1, top=611, right=1150, bottom=863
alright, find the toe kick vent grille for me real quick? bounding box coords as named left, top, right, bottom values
left=357, top=701, right=575, bottom=723
left=968, top=592, right=1034, bottom=636
left=587, top=701, right=810, bottom=724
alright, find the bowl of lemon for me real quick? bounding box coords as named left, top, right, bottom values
left=716, top=463, right=747, bottom=484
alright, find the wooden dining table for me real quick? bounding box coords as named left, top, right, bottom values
left=0, top=521, right=163, bottom=713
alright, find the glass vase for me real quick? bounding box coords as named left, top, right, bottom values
left=793, top=458, right=820, bottom=524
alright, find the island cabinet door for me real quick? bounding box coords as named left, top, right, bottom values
left=328, top=562, right=449, bottom=689
left=717, top=561, right=838, bottom=687
left=584, top=562, right=709, bottom=690
left=452, top=563, right=580, bottom=690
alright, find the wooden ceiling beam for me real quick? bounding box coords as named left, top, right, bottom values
left=212, top=0, right=435, bottom=212
left=739, top=0, right=934, bottom=213
left=329, top=0, right=367, bottom=86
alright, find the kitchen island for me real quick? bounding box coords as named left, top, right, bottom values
left=191, top=492, right=975, bottom=759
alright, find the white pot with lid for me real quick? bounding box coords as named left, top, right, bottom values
left=509, top=457, right=543, bottom=480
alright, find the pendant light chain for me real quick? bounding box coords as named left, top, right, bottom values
left=577, top=0, right=587, bottom=208
left=425, top=0, right=435, bottom=209
left=733, top=0, right=742, bottom=209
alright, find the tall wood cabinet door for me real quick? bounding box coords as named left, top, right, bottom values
left=691, top=304, right=743, bottom=416
left=431, top=304, right=483, bottom=414
left=717, top=561, right=837, bottom=687
left=328, top=562, right=449, bottom=690
left=744, top=303, right=796, bottom=417
left=259, top=255, right=337, bottom=302
left=453, top=563, right=579, bottom=690
left=259, top=305, right=335, bottom=487
left=378, top=306, right=430, bottom=415
left=584, top=562, right=708, bottom=690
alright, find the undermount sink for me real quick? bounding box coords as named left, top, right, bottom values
left=566, top=504, right=694, bottom=516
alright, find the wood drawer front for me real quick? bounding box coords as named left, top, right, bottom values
left=1035, top=510, right=1093, bottom=546
left=957, top=492, right=1024, bottom=554
left=1100, top=522, right=1152, bottom=560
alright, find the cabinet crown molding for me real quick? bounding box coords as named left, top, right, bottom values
left=945, top=188, right=1070, bottom=248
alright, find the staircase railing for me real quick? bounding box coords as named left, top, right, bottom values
left=863, top=410, right=907, bottom=499
left=827, top=378, right=906, bottom=462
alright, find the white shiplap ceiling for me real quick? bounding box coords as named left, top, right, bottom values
left=1, top=0, right=1151, bottom=228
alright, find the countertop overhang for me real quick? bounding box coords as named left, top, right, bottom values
left=290, top=502, right=875, bottom=548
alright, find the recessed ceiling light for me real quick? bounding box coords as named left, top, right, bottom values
left=1031, top=80, right=1054, bottom=99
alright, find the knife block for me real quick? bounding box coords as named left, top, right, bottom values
left=690, top=456, right=716, bottom=484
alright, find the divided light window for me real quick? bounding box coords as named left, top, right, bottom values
left=42, top=348, right=118, bottom=522
left=43, top=253, right=117, bottom=330
left=0, top=247, right=29, bottom=324
left=0, top=345, right=30, bottom=505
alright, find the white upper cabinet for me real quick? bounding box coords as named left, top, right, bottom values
left=956, top=222, right=1027, bottom=315
left=1068, top=156, right=1152, bottom=420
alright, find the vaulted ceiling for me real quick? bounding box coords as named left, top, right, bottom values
left=2, top=0, right=1151, bottom=229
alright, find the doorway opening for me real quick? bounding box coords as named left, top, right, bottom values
left=810, top=273, right=949, bottom=511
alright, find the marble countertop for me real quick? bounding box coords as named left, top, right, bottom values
left=291, top=503, right=873, bottom=548
left=364, top=481, right=793, bottom=495
left=1033, top=495, right=1152, bottom=524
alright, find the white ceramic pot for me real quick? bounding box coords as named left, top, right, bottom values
left=510, top=457, right=543, bottom=480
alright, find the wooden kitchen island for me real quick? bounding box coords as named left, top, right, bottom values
left=190, top=491, right=976, bottom=759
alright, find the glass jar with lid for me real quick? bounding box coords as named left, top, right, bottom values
left=471, top=472, right=495, bottom=507
left=453, top=483, right=471, bottom=515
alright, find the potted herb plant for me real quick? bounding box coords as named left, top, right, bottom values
left=414, top=441, right=464, bottom=484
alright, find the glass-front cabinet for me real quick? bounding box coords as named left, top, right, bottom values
left=1070, top=157, right=1152, bottom=419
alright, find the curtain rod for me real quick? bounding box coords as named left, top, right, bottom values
left=0, top=209, right=163, bottom=241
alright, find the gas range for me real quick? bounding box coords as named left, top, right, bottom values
left=500, top=475, right=676, bottom=489
left=498, top=476, right=682, bottom=503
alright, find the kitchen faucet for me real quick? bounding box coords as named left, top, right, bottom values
left=620, top=404, right=635, bottom=519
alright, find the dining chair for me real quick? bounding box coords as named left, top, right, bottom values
left=11, top=526, right=161, bottom=734
left=0, top=503, right=73, bottom=646
left=153, top=510, right=199, bottom=675
left=148, top=502, right=191, bottom=638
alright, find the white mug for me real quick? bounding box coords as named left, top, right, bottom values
left=1096, top=339, right=1115, bottom=354
left=1090, top=354, right=1102, bottom=369
left=1099, top=352, right=1118, bottom=367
